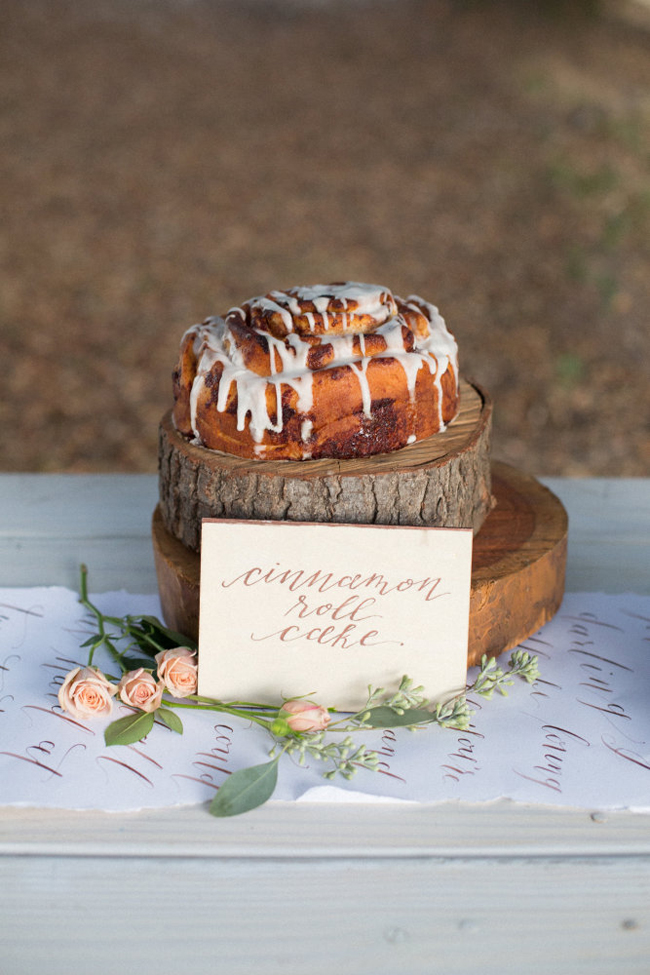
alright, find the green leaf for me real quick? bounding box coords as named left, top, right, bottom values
left=209, top=759, right=279, bottom=817
left=360, top=706, right=436, bottom=728
left=137, top=616, right=198, bottom=650
left=80, top=635, right=100, bottom=649
left=156, top=707, right=183, bottom=735
left=120, top=656, right=157, bottom=673
left=104, top=710, right=155, bottom=746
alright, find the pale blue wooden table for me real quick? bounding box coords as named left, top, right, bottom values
left=1, top=474, right=649, bottom=975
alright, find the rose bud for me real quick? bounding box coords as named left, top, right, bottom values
left=154, top=647, right=198, bottom=698
left=58, top=666, right=117, bottom=720
left=117, top=669, right=164, bottom=713
left=278, top=699, right=331, bottom=733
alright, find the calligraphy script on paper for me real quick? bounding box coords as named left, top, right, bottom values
left=2, top=588, right=650, bottom=812
left=426, top=597, right=650, bottom=811
left=507, top=607, right=648, bottom=800
left=0, top=589, right=256, bottom=812
left=227, top=563, right=447, bottom=650
left=198, top=520, right=473, bottom=710
left=0, top=593, right=94, bottom=791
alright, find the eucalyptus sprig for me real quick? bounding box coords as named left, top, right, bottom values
left=208, top=651, right=539, bottom=817
left=274, top=732, right=382, bottom=779
left=470, top=650, right=540, bottom=700
left=362, top=675, right=430, bottom=713
left=67, top=566, right=542, bottom=818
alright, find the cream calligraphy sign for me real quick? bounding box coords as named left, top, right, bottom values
left=198, top=520, right=473, bottom=709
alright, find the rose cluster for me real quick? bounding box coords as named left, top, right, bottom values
left=58, top=647, right=198, bottom=720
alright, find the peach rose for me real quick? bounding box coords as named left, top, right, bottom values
left=154, top=647, right=198, bottom=698
left=117, top=669, right=164, bottom=713
left=58, top=666, right=117, bottom=720
left=279, top=700, right=331, bottom=733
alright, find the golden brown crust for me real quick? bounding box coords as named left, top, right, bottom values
left=172, top=282, right=459, bottom=461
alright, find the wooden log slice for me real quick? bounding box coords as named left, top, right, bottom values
left=152, top=461, right=568, bottom=667
left=468, top=462, right=567, bottom=665
left=158, top=379, right=493, bottom=552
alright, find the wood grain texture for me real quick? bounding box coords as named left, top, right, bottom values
left=468, top=461, right=568, bottom=662
left=4, top=800, right=650, bottom=859
left=152, top=461, right=568, bottom=666
left=158, top=379, right=494, bottom=552
left=2, top=851, right=649, bottom=975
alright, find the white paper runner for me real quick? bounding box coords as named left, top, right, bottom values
left=1, top=587, right=649, bottom=811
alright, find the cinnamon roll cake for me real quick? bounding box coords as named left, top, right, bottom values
left=172, top=282, right=460, bottom=461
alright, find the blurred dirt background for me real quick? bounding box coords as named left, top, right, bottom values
left=2, top=0, right=649, bottom=475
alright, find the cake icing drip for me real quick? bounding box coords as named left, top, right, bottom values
left=176, top=282, right=459, bottom=460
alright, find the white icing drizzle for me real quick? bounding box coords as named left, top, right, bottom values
left=186, top=284, right=458, bottom=455
left=257, top=294, right=295, bottom=333
left=351, top=357, right=373, bottom=417
left=403, top=295, right=458, bottom=427
left=267, top=283, right=395, bottom=332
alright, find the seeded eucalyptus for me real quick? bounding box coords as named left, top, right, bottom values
left=470, top=650, right=540, bottom=699
left=209, top=653, right=541, bottom=817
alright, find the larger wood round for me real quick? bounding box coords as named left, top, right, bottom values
left=152, top=461, right=568, bottom=667
left=158, top=379, right=493, bottom=552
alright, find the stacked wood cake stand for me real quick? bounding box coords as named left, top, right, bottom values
left=153, top=380, right=567, bottom=667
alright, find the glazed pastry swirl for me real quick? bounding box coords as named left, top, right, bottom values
left=172, top=283, right=459, bottom=460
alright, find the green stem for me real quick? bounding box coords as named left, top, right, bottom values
left=123, top=619, right=170, bottom=656
left=327, top=708, right=366, bottom=727
left=80, top=563, right=90, bottom=604
left=161, top=698, right=274, bottom=731
left=79, top=565, right=123, bottom=669
left=224, top=700, right=278, bottom=711
left=190, top=695, right=275, bottom=711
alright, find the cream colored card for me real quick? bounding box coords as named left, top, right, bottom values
left=198, top=520, right=472, bottom=710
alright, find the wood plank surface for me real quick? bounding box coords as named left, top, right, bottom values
left=3, top=852, right=650, bottom=975
left=0, top=474, right=158, bottom=590
left=2, top=801, right=650, bottom=859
